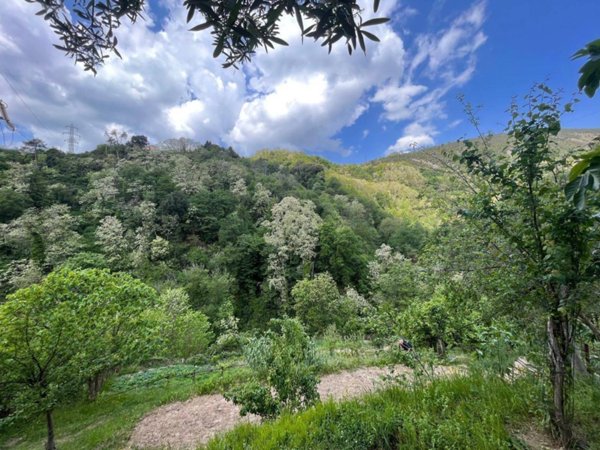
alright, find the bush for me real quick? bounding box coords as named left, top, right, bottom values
left=398, top=286, right=481, bottom=356
left=225, top=318, right=321, bottom=419
left=157, top=288, right=214, bottom=360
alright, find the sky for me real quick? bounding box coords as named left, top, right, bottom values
left=0, top=0, right=598, bottom=163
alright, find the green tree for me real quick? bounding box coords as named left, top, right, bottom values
left=368, top=244, right=421, bottom=308
left=157, top=288, right=213, bottom=360
left=30, top=0, right=389, bottom=72
left=378, top=217, right=428, bottom=259
left=399, top=285, right=481, bottom=356
left=0, top=188, right=31, bottom=223
left=181, top=266, right=235, bottom=322
left=225, top=318, right=320, bottom=419
left=456, top=86, right=599, bottom=446
left=291, top=272, right=340, bottom=335
left=0, top=269, right=161, bottom=450
left=316, top=221, right=369, bottom=292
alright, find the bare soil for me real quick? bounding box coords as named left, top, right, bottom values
left=513, top=424, right=562, bottom=450
left=128, top=364, right=414, bottom=449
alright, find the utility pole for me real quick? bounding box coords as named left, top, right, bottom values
left=63, top=123, right=79, bottom=153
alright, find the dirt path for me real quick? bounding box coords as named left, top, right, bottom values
left=128, top=365, right=420, bottom=449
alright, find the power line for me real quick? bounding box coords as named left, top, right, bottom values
left=0, top=72, right=45, bottom=130
left=0, top=99, right=16, bottom=131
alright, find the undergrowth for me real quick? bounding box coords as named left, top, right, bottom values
left=204, top=375, right=543, bottom=450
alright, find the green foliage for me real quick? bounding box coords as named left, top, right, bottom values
left=565, top=145, right=600, bottom=209
left=399, top=286, right=481, bottom=355
left=315, top=221, right=369, bottom=292
left=208, top=375, right=542, bottom=450
left=291, top=273, right=341, bottom=335
left=378, top=217, right=429, bottom=259
left=110, top=364, right=214, bottom=392
left=0, top=269, right=161, bottom=447
left=573, top=39, right=600, bottom=97
left=471, top=322, right=526, bottom=378
left=457, top=85, right=600, bottom=445
left=156, top=288, right=214, bottom=360
left=0, top=188, right=32, bottom=223
left=225, top=318, right=320, bottom=419
left=181, top=266, right=235, bottom=322
left=369, top=244, right=422, bottom=309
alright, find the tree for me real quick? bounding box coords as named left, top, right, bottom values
left=29, top=0, right=389, bottom=72
left=225, top=318, right=320, bottom=419
left=456, top=85, right=599, bottom=446
left=291, top=272, right=340, bottom=335
left=263, top=196, right=322, bottom=303
left=160, top=137, right=200, bottom=153
left=21, top=138, right=47, bottom=154
left=95, top=215, right=129, bottom=268
left=368, top=244, right=420, bottom=308
left=315, top=220, right=369, bottom=291
left=399, top=285, right=481, bottom=356
left=156, top=288, right=213, bottom=360
left=127, top=135, right=149, bottom=149
left=0, top=269, right=162, bottom=450
left=1, top=204, right=82, bottom=269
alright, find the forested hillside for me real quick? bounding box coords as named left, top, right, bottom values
left=0, top=140, right=436, bottom=326
left=1, top=119, right=599, bottom=450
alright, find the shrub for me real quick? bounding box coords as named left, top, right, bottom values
left=225, top=318, right=321, bottom=419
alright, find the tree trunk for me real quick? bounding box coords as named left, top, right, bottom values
left=88, top=371, right=109, bottom=400
left=572, top=344, right=588, bottom=376
left=435, top=338, right=446, bottom=357
left=45, top=410, right=56, bottom=450
left=547, top=316, right=574, bottom=448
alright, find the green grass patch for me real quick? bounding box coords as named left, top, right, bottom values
left=204, top=375, right=541, bottom=450
left=0, top=366, right=252, bottom=450
left=0, top=342, right=388, bottom=449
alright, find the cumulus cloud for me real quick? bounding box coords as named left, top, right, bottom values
left=226, top=7, right=406, bottom=155
left=386, top=123, right=436, bottom=155
left=0, top=1, right=244, bottom=151
left=0, top=0, right=486, bottom=157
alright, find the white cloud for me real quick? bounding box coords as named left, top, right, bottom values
left=0, top=0, right=486, bottom=157
left=377, top=1, right=487, bottom=155
left=0, top=0, right=245, bottom=151
left=226, top=8, right=406, bottom=155
left=386, top=122, right=436, bottom=155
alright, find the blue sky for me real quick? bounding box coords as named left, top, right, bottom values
left=334, top=0, right=600, bottom=163
left=0, top=0, right=598, bottom=162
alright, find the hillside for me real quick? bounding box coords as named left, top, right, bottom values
left=0, top=126, right=599, bottom=450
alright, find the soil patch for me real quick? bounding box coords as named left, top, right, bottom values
left=128, top=364, right=450, bottom=449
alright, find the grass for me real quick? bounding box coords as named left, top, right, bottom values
left=0, top=340, right=390, bottom=449
left=204, top=374, right=538, bottom=450
left=0, top=366, right=252, bottom=450
left=4, top=339, right=598, bottom=450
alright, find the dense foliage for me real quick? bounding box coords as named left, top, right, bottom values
left=0, top=110, right=598, bottom=448
left=225, top=318, right=320, bottom=419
